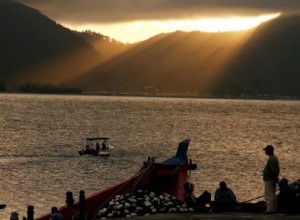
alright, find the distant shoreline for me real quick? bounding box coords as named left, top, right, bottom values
left=1, top=91, right=299, bottom=101
left=82, top=90, right=300, bottom=101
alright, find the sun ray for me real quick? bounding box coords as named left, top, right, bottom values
left=62, top=13, right=281, bottom=43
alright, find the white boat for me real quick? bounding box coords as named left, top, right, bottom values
left=79, top=137, right=113, bottom=156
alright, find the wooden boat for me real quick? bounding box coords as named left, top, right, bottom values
left=36, top=139, right=197, bottom=220
left=79, top=137, right=113, bottom=156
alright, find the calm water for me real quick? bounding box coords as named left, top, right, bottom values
left=0, top=94, right=299, bottom=218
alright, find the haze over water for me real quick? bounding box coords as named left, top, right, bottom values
left=0, top=94, right=299, bottom=218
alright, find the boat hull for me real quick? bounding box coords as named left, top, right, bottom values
left=36, top=139, right=195, bottom=220
left=78, top=150, right=111, bottom=156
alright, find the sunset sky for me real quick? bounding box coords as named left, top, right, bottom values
left=16, top=0, right=300, bottom=43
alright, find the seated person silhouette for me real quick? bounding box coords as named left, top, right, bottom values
left=184, top=182, right=211, bottom=212
left=212, top=181, right=237, bottom=212
left=277, top=178, right=297, bottom=213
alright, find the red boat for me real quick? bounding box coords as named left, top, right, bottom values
left=36, top=139, right=197, bottom=220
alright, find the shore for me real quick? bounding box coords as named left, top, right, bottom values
left=113, top=212, right=300, bottom=220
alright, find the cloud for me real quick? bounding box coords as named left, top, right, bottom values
left=16, top=0, right=300, bottom=24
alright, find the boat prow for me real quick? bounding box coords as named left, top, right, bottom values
left=36, top=139, right=197, bottom=220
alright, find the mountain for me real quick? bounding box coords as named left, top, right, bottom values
left=70, top=14, right=300, bottom=98
left=215, top=14, right=300, bottom=98
left=0, top=0, right=127, bottom=90
left=1, top=0, right=299, bottom=98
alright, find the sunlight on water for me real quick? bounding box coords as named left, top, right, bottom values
left=0, top=94, right=299, bottom=218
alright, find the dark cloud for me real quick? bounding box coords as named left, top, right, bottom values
left=16, top=0, right=300, bottom=24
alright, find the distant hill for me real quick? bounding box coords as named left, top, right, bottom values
left=215, top=14, right=300, bottom=98
left=0, top=0, right=128, bottom=90
left=77, top=30, right=133, bottom=60
left=70, top=14, right=300, bottom=98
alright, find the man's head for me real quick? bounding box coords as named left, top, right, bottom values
left=51, top=207, right=58, bottom=214
left=263, top=145, right=274, bottom=155
left=184, top=182, right=194, bottom=193
left=219, top=181, right=227, bottom=189
left=279, top=178, right=289, bottom=190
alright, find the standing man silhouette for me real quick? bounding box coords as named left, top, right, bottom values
left=263, top=145, right=280, bottom=214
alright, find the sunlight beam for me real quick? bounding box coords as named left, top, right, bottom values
left=62, top=13, right=281, bottom=43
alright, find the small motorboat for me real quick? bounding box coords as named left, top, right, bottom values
left=79, top=137, right=113, bottom=156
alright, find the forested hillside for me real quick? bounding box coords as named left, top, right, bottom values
left=0, top=0, right=127, bottom=91
left=216, top=14, right=300, bottom=97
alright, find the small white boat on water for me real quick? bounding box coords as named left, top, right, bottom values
left=79, top=137, right=113, bottom=156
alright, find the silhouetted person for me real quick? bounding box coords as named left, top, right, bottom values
left=277, top=178, right=297, bottom=213
left=213, top=181, right=237, bottom=212
left=102, top=142, right=107, bottom=150
left=184, top=182, right=211, bottom=212
left=84, top=145, right=90, bottom=154
left=263, top=145, right=280, bottom=214
left=10, top=211, right=19, bottom=220
left=96, top=142, right=100, bottom=151
left=50, top=207, right=63, bottom=220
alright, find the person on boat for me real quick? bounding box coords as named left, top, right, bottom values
left=96, top=142, right=100, bottom=151
left=87, top=140, right=94, bottom=149
left=213, top=181, right=237, bottom=212
left=10, top=211, right=19, bottom=220
left=50, top=207, right=63, bottom=220
left=184, top=182, right=211, bottom=212
left=277, top=178, right=297, bottom=213
left=83, top=139, right=94, bottom=153
left=263, top=145, right=280, bottom=214
left=102, top=142, right=107, bottom=150
left=84, top=144, right=90, bottom=154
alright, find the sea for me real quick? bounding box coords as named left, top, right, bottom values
left=0, top=94, right=299, bottom=219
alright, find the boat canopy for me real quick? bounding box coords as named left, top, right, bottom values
left=85, top=137, right=109, bottom=141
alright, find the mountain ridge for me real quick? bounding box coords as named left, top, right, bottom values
left=1, top=0, right=299, bottom=98
left=0, top=0, right=128, bottom=89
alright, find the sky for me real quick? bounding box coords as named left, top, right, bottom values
left=16, top=0, right=300, bottom=43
